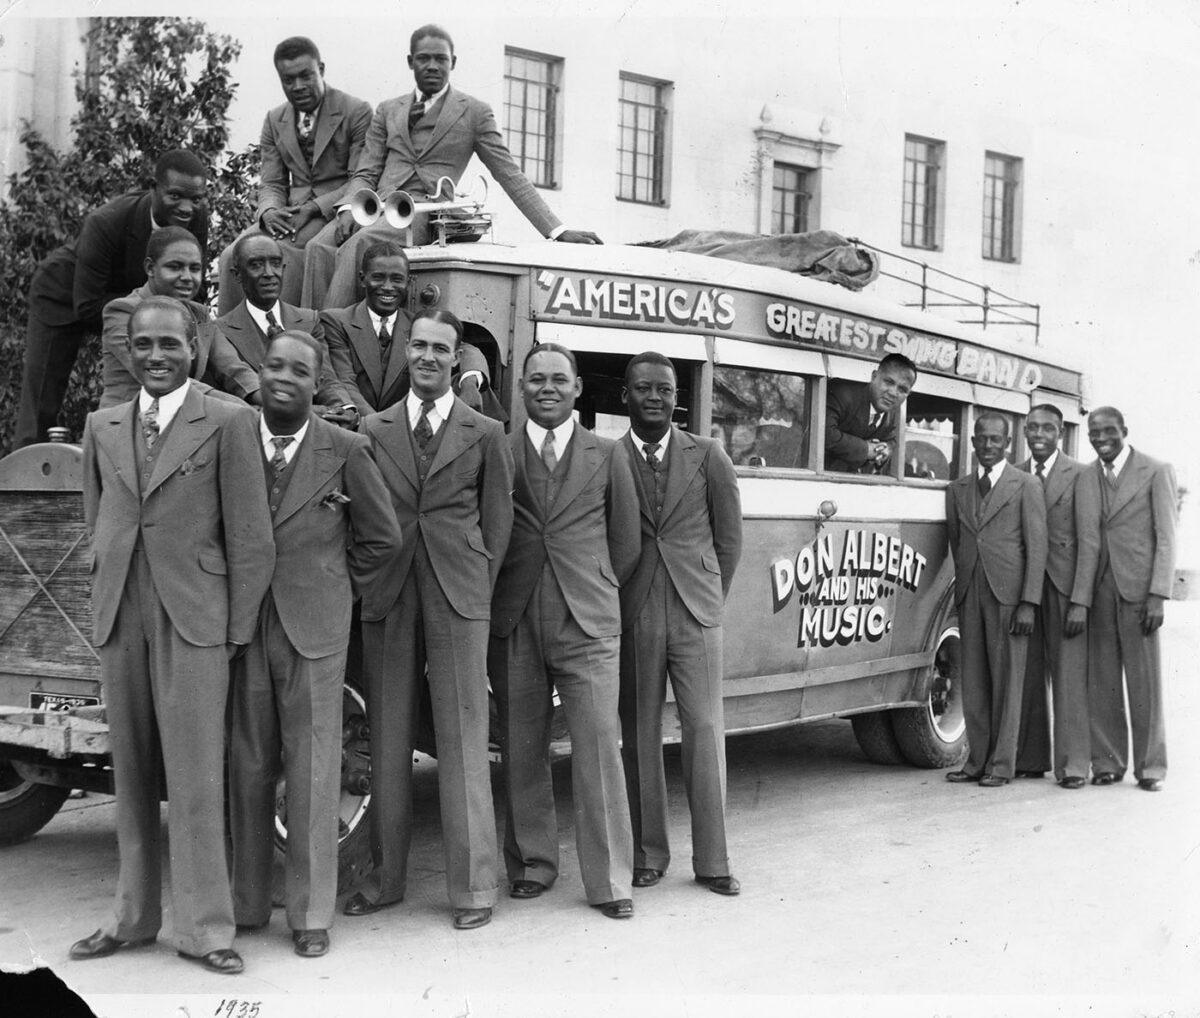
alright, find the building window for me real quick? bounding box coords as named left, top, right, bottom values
left=902, top=134, right=944, bottom=250
left=771, top=163, right=812, bottom=234
left=982, top=152, right=1022, bottom=262
left=617, top=73, right=671, bottom=204
left=503, top=49, right=561, bottom=189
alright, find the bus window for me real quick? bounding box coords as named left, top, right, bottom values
left=904, top=394, right=964, bottom=481
left=573, top=350, right=693, bottom=441
left=712, top=365, right=812, bottom=469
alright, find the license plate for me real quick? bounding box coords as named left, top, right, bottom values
left=29, top=692, right=101, bottom=712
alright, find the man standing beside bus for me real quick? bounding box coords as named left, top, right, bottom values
left=824, top=353, right=918, bottom=473
left=1081, top=406, right=1177, bottom=791
left=617, top=351, right=743, bottom=896
left=1013, top=405, right=1100, bottom=788
left=945, top=412, right=1047, bottom=786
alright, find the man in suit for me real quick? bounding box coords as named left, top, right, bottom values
left=99, top=227, right=257, bottom=408
left=616, top=351, right=743, bottom=896
left=16, top=150, right=208, bottom=447
left=1013, top=404, right=1100, bottom=788
left=313, top=24, right=601, bottom=308
left=69, top=297, right=274, bottom=975
left=216, top=37, right=373, bottom=313
left=945, top=412, right=1047, bottom=787
left=214, top=232, right=356, bottom=423
left=319, top=241, right=500, bottom=418
left=346, top=308, right=514, bottom=929
left=824, top=353, right=918, bottom=473
left=1081, top=406, right=1177, bottom=791
left=488, top=343, right=639, bottom=919
left=228, top=330, right=401, bottom=958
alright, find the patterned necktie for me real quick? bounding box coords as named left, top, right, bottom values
left=297, top=110, right=315, bottom=140
left=414, top=399, right=435, bottom=449
left=1104, top=461, right=1117, bottom=488
left=541, top=428, right=558, bottom=471
left=378, top=317, right=392, bottom=373
left=265, top=309, right=283, bottom=338
left=270, top=435, right=294, bottom=477
left=408, top=92, right=429, bottom=132
left=977, top=467, right=992, bottom=498
left=141, top=397, right=160, bottom=450
left=870, top=411, right=884, bottom=433
left=1035, top=461, right=1045, bottom=484
left=643, top=442, right=661, bottom=471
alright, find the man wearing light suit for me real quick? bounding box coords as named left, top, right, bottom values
left=346, top=308, right=514, bottom=930
left=824, top=353, right=918, bottom=473
left=1081, top=406, right=1177, bottom=791
left=70, top=297, right=274, bottom=976
left=616, top=351, right=744, bottom=897
left=216, top=37, right=372, bottom=313
left=945, top=412, right=1047, bottom=787
left=489, top=344, right=639, bottom=919
left=314, top=24, right=600, bottom=309
left=1013, top=405, right=1100, bottom=788
left=228, top=331, right=401, bottom=959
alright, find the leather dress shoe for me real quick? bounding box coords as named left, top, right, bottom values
left=509, top=880, right=545, bottom=899
left=1138, top=778, right=1164, bottom=792
left=695, top=875, right=741, bottom=896
left=343, top=892, right=394, bottom=917
left=632, top=868, right=663, bottom=887
left=1059, top=776, right=1087, bottom=789
left=978, top=774, right=1009, bottom=787
left=452, top=907, right=492, bottom=930
left=292, top=929, right=329, bottom=957
left=592, top=898, right=633, bottom=919
left=1091, top=772, right=1120, bottom=786
left=1015, top=770, right=1046, bottom=779
left=177, top=948, right=244, bottom=975
left=69, top=930, right=155, bottom=960
left=945, top=770, right=979, bottom=783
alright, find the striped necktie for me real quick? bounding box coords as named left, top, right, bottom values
left=141, top=397, right=160, bottom=450
left=270, top=435, right=294, bottom=477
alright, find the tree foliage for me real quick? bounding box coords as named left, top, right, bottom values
left=0, top=17, right=259, bottom=454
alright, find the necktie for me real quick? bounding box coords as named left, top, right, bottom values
left=270, top=435, right=294, bottom=477
left=643, top=442, right=661, bottom=471
left=541, top=428, right=558, bottom=471
left=265, top=309, right=283, bottom=338
left=870, top=411, right=884, bottom=433
left=297, top=110, right=315, bottom=140
left=141, top=397, right=160, bottom=450
left=408, top=92, right=429, bottom=132
left=1035, top=462, right=1045, bottom=484
left=378, top=317, right=392, bottom=373
left=414, top=399, right=435, bottom=449
left=1104, top=461, right=1117, bottom=488
left=977, top=467, right=992, bottom=498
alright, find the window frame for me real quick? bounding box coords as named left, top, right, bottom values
left=503, top=47, right=563, bottom=190
left=771, top=162, right=814, bottom=235
left=901, top=134, right=946, bottom=251
left=982, top=150, right=1023, bottom=263
left=617, top=71, right=672, bottom=206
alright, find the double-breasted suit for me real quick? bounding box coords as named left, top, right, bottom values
left=229, top=414, right=401, bottom=933
left=824, top=380, right=898, bottom=473
left=317, top=86, right=564, bottom=307
left=615, top=426, right=742, bottom=878
left=946, top=462, right=1048, bottom=779
left=217, top=86, right=373, bottom=312
left=1079, top=449, right=1177, bottom=781
left=357, top=396, right=514, bottom=909
left=488, top=424, right=639, bottom=903
left=1014, top=453, right=1100, bottom=780
left=82, top=385, right=273, bottom=957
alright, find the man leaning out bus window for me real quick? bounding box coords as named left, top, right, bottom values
left=824, top=353, right=918, bottom=473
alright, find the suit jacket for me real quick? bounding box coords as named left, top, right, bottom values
left=320, top=300, right=493, bottom=415
left=1077, top=448, right=1178, bottom=603
left=98, top=284, right=258, bottom=408
left=824, top=379, right=897, bottom=472
left=615, top=426, right=743, bottom=630
left=82, top=384, right=275, bottom=648
left=946, top=462, right=1047, bottom=608
left=213, top=300, right=348, bottom=407
left=261, top=413, right=402, bottom=659
left=363, top=396, right=514, bottom=621
left=256, top=86, right=374, bottom=223
left=491, top=426, right=641, bottom=640
left=348, top=87, right=561, bottom=238
left=1019, top=453, right=1100, bottom=606
left=29, top=190, right=208, bottom=327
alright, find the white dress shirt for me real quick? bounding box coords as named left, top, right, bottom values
left=260, top=415, right=308, bottom=467
left=139, top=383, right=188, bottom=433
left=525, top=417, right=575, bottom=463
left=245, top=300, right=284, bottom=337
left=405, top=388, right=455, bottom=437
left=631, top=426, right=671, bottom=461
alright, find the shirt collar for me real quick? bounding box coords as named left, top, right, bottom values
left=367, top=306, right=396, bottom=334
left=631, top=426, right=671, bottom=460
left=406, top=388, right=454, bottom=423
left=526, top=416, right=575, bottom=452
left=244, top=300, right=283, bottom=336
left=414, top=83, right=450, bottom=105
left=260, top=414, right=309, bottom=459
left=978, top=458, right=1007, bottom=481
left=1106, top=445, right=1132, bottom=476
left=139, top=381, right=188, bottom=432
left=1033, top=450, right=1058, bottom=475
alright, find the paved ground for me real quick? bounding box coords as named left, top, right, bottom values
left=2, top=606, right=1198, bottom=1018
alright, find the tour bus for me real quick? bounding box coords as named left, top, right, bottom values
left=0, top=238, right=1083, bottom=881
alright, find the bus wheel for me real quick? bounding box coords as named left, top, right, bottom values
left=0, top=759, right=70, bottom=846
left=892, top=620, right=968, bottom=768
left=850, top=712, right=907, bottom=766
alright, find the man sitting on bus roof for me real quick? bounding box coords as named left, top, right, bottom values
left=824, top=353, right=918, bottom=473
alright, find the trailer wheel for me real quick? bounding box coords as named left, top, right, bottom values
left=891, top=619, right=968, bottom=768
left=850, top=711, right=908, bottom=766
left=0, top=759, right=70, bottom=846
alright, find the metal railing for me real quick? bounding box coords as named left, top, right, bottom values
left=849, top=238, right=1041, bottom=345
